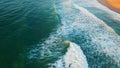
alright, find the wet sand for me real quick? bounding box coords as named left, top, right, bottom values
left=98, top=0, right=120, bottom=13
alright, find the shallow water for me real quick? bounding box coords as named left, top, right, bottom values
left=0, top=0, right=120, bottom=68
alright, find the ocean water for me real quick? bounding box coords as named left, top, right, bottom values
left=0, top=0, right=59, bottom=68
left=0, top=0, right=120, bottom=68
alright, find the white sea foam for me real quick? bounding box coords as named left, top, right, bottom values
left=28, top=0, right=120, bottom=67
left=49, top=41, right=88, bottom=68
left=54, top=0, right=120, bottom=67
left=72, top=2, right=120, bottom=37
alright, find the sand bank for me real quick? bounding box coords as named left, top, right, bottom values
left=98, top=0, right=120, bottom=13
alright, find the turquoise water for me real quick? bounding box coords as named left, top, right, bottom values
left=0, top=0, right=120, bottom=68
left=0, top=0, right=59, bottom=68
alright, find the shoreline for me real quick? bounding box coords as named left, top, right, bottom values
left=98, top=0, right=120, bottom=13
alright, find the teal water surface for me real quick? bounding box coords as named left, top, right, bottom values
left=0, top=0, right=59, bottom=68
left=1, top=0, right=120, bottom=68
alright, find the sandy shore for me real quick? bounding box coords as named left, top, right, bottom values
left=98, top=0, right=120, bottom=13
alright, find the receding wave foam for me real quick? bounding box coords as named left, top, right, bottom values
left=49, top=41, right=88, bottom=68
left=28, top=0, right=120, bottom=68
left=54, top=0, right=120, bottom=67
left=72, top=1, right=117, bottom=35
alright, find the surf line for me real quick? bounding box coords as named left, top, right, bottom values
left=49, top=41, right=88, bottom=68
left=71, top=1, right=120, bottom=36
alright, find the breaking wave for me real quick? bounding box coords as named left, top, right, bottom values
left=49, top=41, right=88, bottom=68
left=27, top=0, right=120, bottom=68
left=1, top=0, right=120, bottom=68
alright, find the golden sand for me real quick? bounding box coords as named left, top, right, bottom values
left=98, top=0, right=120, bottom=13
left=105, top=0, right=120, bottom=10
